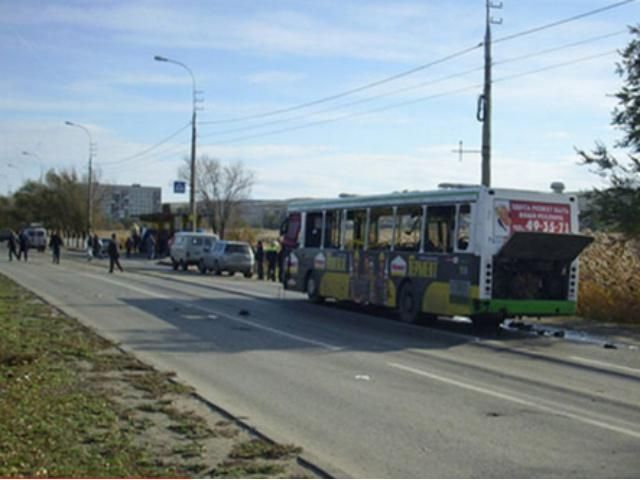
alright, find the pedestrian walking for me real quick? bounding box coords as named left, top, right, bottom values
left=266, top=240, right=278, bottom=281
left=49, top=231, right=63, bottom=264
left=255, top=240, right=264, bottom=280
left=18, top=230, right=29, bottom=262
left=86, top=234, right=94, bottom=261
left=147, top=234, right=156, bottom=260
left=107, top=233, right=124, bottom=273
left=125, top=237, right=133, bottom=258
left=92, top=234, right=101, bottom=259
left=7, top=230, right=18, bottom=261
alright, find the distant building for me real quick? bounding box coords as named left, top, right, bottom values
left=98, top=183, right=162, bottom=220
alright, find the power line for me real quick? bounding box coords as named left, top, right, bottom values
left=494, top=29, right=625, bottom=66
left=199, top=29, right=625, bottom=140
left=198, top=0, right=635, bottom=128
left=494, top=49, right=617, bottom=84
left=199, top=49, right=617, bottom=147
left=493, top=0, right=636, bottom=45
left=100, top=1, right=635, bottom=175
left=198, top=44, right=483, bottom=126
left=97, top=122, right=191, bottom=167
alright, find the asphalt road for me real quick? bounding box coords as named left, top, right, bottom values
left=3, top=248, right=640, bottom=478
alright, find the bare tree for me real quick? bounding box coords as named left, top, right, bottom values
left=179, top=156, right=255, bottom=238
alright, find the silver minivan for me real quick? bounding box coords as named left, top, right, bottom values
left=25, top=227, right=48, bottom=252
left=169, top=232, right=219, bottom=271
left=202, top=240, right=255, bottom=277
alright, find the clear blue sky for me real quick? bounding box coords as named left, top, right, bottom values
left=1, top=0, right=638, bottom=202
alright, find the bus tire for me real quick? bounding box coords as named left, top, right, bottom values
left=397, top=282, right=420, bottom=324
left=305, top=271, right=324, bottom=304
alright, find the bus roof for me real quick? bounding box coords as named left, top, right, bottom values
left=287, top=186, right=573, bottom=212
left=287, top=186, right=483, bottom=212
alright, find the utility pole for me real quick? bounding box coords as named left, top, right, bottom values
left=478, top=0, right=502, bottom=187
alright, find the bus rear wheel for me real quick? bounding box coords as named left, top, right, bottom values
left=397, top=282, right=420, bottom=324
left=305, top=272, right=324, bottom=304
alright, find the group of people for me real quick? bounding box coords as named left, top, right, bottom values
left=254, top=239, right=284, bottom=281
left=7, top=230, right=30, bottom=262
left=6, top=229, right=64, bottom=264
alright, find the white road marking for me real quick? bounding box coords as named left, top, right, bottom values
left=570, top=356, right=640, bottom=376
left=80, top=271, right=342, bottom=352
left=388, top=362, right=640, bottom=440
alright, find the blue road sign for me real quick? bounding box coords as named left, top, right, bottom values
left=174, top=181, right=186, bottom=194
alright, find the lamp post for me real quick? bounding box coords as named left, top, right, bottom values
left=65, top=121, right=93, bottom=235
left=21, top=150, right=44, bottom=181
left=154, top=55, right=198, bottom=232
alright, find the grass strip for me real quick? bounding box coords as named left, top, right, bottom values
left=0, top=274, right=189, bottom=477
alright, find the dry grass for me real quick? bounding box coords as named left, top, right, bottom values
left=578, top=231, right=640, bottom=323
left=0, top=273, right=315, bottom=478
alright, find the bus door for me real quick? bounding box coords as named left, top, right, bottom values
left=360, top=207, right=394, bottom=305
left=280, top=212, right=302, bottom=286
left=344, top=209, right=369, bottom=303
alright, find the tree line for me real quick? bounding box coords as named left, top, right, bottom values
left=0, top=157, right=256, bottom=240
left=0, top=169, right=100, bottom=235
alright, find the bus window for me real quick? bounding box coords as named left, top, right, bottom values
left=425, top=205, right=455, bottom=253
left=305, top=212, right=323, bottom=248
left=344, top=209, right=366, bottom=250
left=456, top=204, right=471, bottom=251
left=396, top=206, right=422, bottom=252
left=369, top=207, right=394, bottom=250
left=324, top=210, right=342, bottom=249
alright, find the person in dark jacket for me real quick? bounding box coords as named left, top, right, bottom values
left=18, top=230, right=29, bottom=262
left=255, top=241, right=264, bottom=280
left=107, top=233, right=124, bottom=273
left=92, top=234, right=101, bottom=259
left=266, top=241, right=278, bottom=281
left=7, top=230, right=18, bottom=261
left=49, top=231, right=63, bottom=264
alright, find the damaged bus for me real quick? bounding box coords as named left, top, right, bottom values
left=280, top=185, right=593, bottom=330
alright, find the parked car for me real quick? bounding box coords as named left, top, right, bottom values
left=202, top=240, right=254, bottom=277
left=99, top=237, right=112, bottom=257
left=169, top=232, right=219, bottom=271
left=25, top=227, right=48, bottom=252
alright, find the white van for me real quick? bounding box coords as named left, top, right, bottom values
left=25, top=227, right=48, bottom=252
left=169, top=232, right=219, bottom=271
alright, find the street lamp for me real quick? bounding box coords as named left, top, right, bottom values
left=21, top=150, right=44, bottom=181
left=65, top=121, right=94, bottom=234
left=154, top=54, right=198, bottom=232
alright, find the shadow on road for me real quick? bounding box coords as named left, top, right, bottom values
left=116, top=294, right=483, bottom=355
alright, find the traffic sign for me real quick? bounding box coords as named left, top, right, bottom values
left=174, top=181, right=186, bottom=194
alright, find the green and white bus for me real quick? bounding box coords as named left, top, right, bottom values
left=280, top=185, right=593, bottom=329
